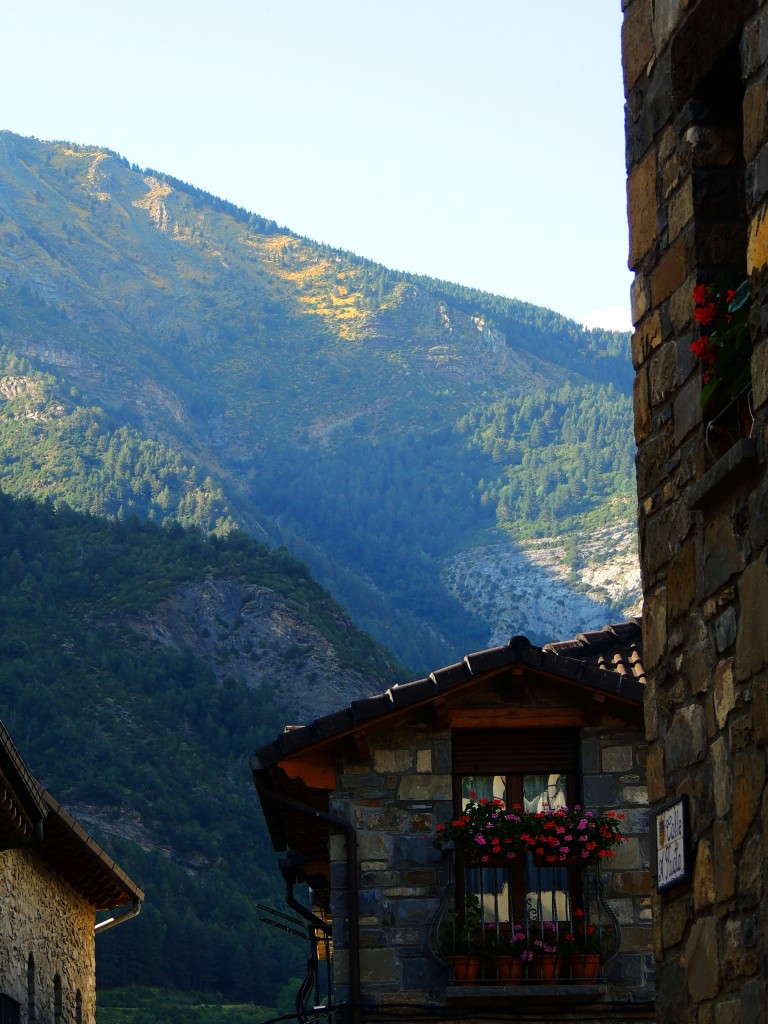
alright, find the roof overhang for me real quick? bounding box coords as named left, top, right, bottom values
left=252, top=629, right=645, bottom=872
left=253, top=635, right=644, bottom=776
left=0, top=719, right=143, bottom=911
left=39, top=791, right=145, bottom=911
left=0, top=719, right=47, bottom=849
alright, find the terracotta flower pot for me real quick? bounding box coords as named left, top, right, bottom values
left=495, top=955, right=525, bottom=983
left=446, top=954, right=482, bottom=984
left=571, top=953, right=601, bottom=982
left=530, top=953, right=559, bottom=982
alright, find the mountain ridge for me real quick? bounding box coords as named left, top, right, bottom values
left=0, top=130, right=639, bottom=670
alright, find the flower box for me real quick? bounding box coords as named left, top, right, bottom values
left=433, top=799, right=626, bottom=863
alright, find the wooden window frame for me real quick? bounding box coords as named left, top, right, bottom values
left=451, top=728, right=584, bottom=932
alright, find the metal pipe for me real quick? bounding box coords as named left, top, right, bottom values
left=94, top=898, right=142, bottom=936
left=254, top=780, right=361, bottom=1024
left=278, top=857, right=332, bottom=935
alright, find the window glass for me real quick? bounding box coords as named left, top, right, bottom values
left=461, top=774, right=505, bottom=808
left=459, top=770, right=574, bottom=927
left=523, top=772, right=567, bottom=811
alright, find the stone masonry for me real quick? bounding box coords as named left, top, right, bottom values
left=0, top=846, right=96, bottom=1024
left=325, top=681, right=652, bottom=1017
left=623, top=0, right=768, bottom=1021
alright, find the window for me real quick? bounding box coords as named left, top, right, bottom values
left=27, top=954, right=35, bottom=1024
left=53, top=975, right=62, bottom=1024
left=457, top=769, right=581, bottom=929
left=0, top=994, right=20, bottom=1024
left=442, top=728, right=607, bottom=984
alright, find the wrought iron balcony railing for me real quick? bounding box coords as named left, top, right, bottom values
left=431, top=848, right=619, bottom=986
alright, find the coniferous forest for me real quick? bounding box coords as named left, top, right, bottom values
left=0, top=488, right=400, bottom=1017
left=0, top=131, right=638, bottom=670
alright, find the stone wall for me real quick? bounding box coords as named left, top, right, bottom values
left=0, top=846, right=95, bottom=1023
left=581, top=727, right=654, bottom=998
left=622, top=0, right=768, bottom=1020
left=326, top=697, right=652, bottom=1014
left=329, top=721, right=452, bottom=1008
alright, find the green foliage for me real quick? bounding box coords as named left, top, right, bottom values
left=96, top=987, right=279, bottom=1024
left=388, top=270, right=633, bottom=388
left=0, top=354, right=235, bottom=533
left=0, top=130, right=636, bottom=673
left=0, top=489, right=397, bottom=1003
left=456, top=381, right=635, bottom=538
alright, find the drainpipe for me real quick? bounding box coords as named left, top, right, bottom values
left=279, top=853, right=331, bottom=935
left=253, top=779, right=361, bottom=1024
left=94, top=899, right=142, bottom=936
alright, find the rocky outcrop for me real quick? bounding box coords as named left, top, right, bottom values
left=117, top=578, right=382, bottom=722
left=132, top=176, right=173, bottom=231
left=442, top=521, right=641, bottom=646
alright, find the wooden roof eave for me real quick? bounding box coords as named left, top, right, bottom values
left=39, top=791, right=144, bottom=910
left=0, top=721, right=48, bottom=842
left=257, top=649, right=644, bottom=781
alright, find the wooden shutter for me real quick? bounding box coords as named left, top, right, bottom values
left=452, top=728, right=579, bottom=774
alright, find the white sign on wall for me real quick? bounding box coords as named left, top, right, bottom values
left=655, top=795, right=691, bottom=892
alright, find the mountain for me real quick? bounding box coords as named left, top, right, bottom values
left=0, top=130, right=639, bottom=672
left=0, top=488, right=400, bottom=1006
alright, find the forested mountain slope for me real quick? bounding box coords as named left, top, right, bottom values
left=0, top=489, right=400, bottom=1005
left=0, top=131, right=639, bottom=671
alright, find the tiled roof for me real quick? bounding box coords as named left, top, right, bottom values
left=542, top=617, right=646, bottom=686
left=252, top=621, right=645, bottom=771
left=0, top=718, right=47, bottom=848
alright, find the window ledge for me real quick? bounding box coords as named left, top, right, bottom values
left=687, top=438, right=758, bottom=510
left=445, top=982, right=607, bottom=1003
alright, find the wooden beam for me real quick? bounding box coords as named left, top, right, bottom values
left=433, top=697, right=450, bottom=729
left=277, top=752, right=336, bottom=790
left=586, top=692, right=607, bottom=724
left=448, top=707, right=591, bottom=729
left=352, top=730, right=371, bottom=764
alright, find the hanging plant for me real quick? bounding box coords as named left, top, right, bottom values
left=691, top=279, right=752, bottom=410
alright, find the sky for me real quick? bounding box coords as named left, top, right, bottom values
left=2, top=1, right=632, bottom=331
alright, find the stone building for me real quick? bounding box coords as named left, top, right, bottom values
left=253, top=622, right=654, bottom=1023
left=622, top=0, right=768, bottom=1020
left=0, top=720, right=143, bottom=1024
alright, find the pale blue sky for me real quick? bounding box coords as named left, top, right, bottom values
left=2, top=1, right=631, bottom=329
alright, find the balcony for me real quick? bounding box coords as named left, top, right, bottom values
left=432, top=849, right=618, bottom=993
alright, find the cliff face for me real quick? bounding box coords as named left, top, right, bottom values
left=119, top=578, right=383, bottom=721
left=442, top=525, right=641, bottom=647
